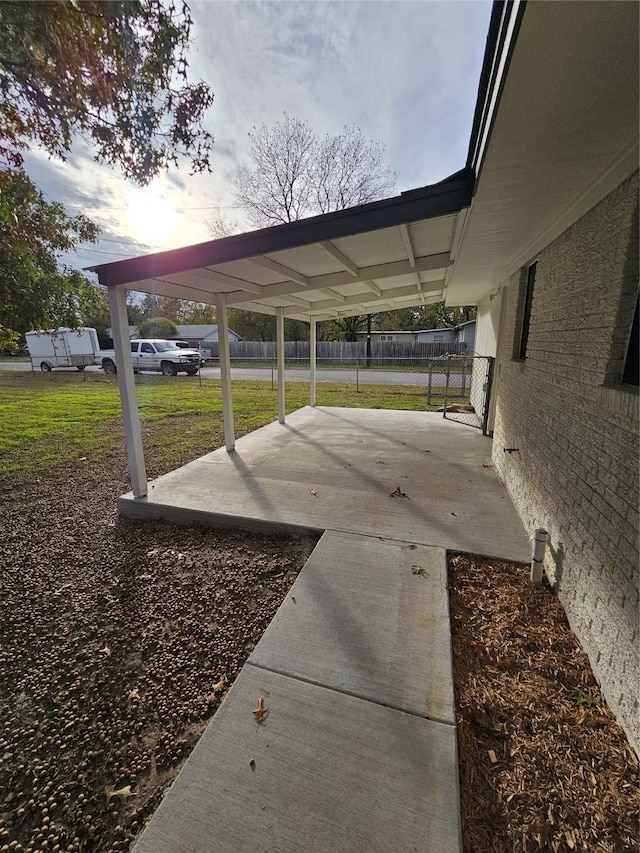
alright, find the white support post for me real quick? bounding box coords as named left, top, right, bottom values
left=216, top=293, right=235, bottom=451
left=310, top=319, right=317, bottom=407
left=107, top=285, right=147, bottom=497
left=276, top=307, right=285, bottom=424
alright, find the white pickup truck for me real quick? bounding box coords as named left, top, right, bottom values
left=96, top=339, right=202, bottom=376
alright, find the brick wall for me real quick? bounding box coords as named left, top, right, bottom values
left=492, top=172, right=639, bottom=753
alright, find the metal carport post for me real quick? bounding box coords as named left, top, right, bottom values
left=310, top=319, right=317, bottom=407
left=276, top=307, right=285, bottom=424
left=216, top=292, right=235, bottom=451
left=108, top=285, right=147, bottom=498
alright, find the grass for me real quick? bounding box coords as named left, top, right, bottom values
left=0, top=371, right=451, bottom=477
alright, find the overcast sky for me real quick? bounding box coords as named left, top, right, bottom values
left=26, top=0, right=492, bottom=273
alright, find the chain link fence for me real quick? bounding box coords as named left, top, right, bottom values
left=212, top=355, right=494, bottom=431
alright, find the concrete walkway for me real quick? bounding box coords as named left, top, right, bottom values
left=129, top=408, right=530, bottom=853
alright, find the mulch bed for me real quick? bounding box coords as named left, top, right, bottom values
left=449, top=552, right=639, bottom=853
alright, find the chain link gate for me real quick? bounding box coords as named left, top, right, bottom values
left=442, top=356, right=495, bottom=435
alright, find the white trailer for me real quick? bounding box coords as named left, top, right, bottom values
left=26, top=327, right=100, bottom=372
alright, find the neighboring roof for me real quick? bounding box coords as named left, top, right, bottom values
left=88, top=169, right=475, bottom=323
left=106, top=326, right=137, bottom=338
left=174, top=324, right=218, bottom=338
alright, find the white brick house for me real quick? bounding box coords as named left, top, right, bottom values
left=446, top=2, right=639, bottom=752
left=93, top=0, right=638, bottom=753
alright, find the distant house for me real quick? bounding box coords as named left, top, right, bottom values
left=106, top=324, right=240, bottom=349
left=360, top=321, right=475, bottom=349
left=170, top=325, right=241, bottom=351
left=358, top=330, right=417, bottom=343
left=454, top=319, right=476, bottom=352
left=414, top=328, right=457, bottom=344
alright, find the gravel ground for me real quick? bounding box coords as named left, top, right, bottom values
left=0, top=429, right=316, bottom=853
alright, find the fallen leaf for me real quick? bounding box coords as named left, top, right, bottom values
left=573, top=694, right=598, bottom=706
left=253, top=696, right=268, bottom=723
left=99, top=645, right=111, bottom=657
left=127, top=689, right=140, bottom=701
left=310, top=490, right=318, bottom=497
left=482, top=464, right=493, bottom=468
left=524, top=818, right=553, bottom=842
left=390, top=486, right=410, bottom=499
left=488, top=749, right=498, bottom=764
left=212, top=679, right=228, bottom=693
left=105, top=785, right=136, bottom=804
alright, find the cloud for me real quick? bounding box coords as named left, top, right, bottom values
left=19, top=0, right=492, bottom=272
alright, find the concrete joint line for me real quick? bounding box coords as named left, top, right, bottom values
left=245, top=661, right=456, bottom=729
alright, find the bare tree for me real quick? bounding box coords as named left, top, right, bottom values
left=234, top=116, right=396, bottom=228
left=314, top=125, right=396, bottom=213
left=234, top=116, right=317, bottom=227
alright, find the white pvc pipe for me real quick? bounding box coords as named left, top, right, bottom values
left=530, top=528, right=549, bottom=583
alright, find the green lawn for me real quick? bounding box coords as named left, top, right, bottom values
left=0, top=371, right=449, bottom=478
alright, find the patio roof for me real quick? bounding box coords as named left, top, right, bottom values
left=89, top=4, right=637, bottom=316
left=90, top=169, right=474, bottom=323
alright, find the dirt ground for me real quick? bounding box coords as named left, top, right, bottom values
left=449, top=553, right=639, bottom=853
left=1, top=421, right=637, bottom=852
left=0, top=439, right=316, bottom=853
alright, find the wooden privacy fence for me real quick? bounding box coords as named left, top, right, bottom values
left=206, top=340, right=468, bottom=363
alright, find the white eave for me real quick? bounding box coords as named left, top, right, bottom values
left=445, top=0, right=639, bottom=305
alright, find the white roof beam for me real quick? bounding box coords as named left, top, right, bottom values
left=281, top=294, right=312, bottom=307
left=224, top=251, right=451, bottom=306
left=399, top=224, right=416, bottom=267
left=250, top=256, right=309, bottom=286
left=200, top=269, right=264, bottom=295
left=364, top=280, right=383, bottom=297
left=319, top=241, right=360, bottom=277
left=321, top=288, right=346, bottom=303
left=233, top=278, right=446, bottom=316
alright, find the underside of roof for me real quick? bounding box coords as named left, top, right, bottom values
left=91, top=171, right=474, bottom=322
left=446, top=0, right=639, bottom=305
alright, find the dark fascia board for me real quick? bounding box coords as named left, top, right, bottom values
left=91, top=168, right=474, bottom=287
left=466, top=0, right=527, bottom=180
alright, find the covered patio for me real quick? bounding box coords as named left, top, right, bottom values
left=123, top=407, right=528, bottom=853
left=118, top=406, right=528, bottom=563
left=89, top=112, right=529, bottom=853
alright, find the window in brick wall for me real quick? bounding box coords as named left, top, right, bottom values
left=622, top=294, right=639, bottom=386
left=518, top=261, right=537, bottom=359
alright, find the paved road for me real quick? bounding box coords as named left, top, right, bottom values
left=0, top=361, right=469, bottom=388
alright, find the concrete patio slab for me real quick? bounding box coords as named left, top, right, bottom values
left=128, top=406, right=530, bottom=853
left=250, top=531, right=456, bottom=723
left=120, top=407, right=530, bottom=562
left=133, top=665, right=462, bottom=853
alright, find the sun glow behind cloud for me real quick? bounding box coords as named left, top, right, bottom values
left=125, top=188, right=181, bottom=246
